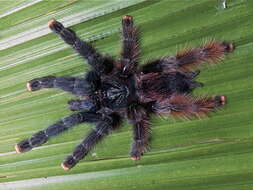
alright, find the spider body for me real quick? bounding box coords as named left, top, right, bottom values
left=100, top=74, right=137, bottom=110
left=15, top=16, right=234, bottom=170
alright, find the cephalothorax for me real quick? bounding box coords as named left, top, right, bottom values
left=15, top=16, right=234, bottom=170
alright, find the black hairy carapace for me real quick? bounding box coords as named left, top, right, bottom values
left=15, top=16, right=235, bottom=170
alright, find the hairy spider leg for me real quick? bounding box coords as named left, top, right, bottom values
left=68, top=99, right=98, bottom=111
left=175, top=41, right=235, bottom=71
left=152, top=94, right=226, bottom=118
left=128, top=104, right=151, bottom=160
left=66, top=70, right=101, bottom=111
left=15, top=112, right=101, bottom=153
left=141, top=41, right=235, bottom=74
left=120, top=15, right=140, bottom=76
left=62, top=114, right=122, bottom=170
left=48, top=19, right=114, bottom=75
left=27, top=76, right=92, bottom=96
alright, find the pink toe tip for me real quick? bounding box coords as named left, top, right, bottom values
left=26, top=82, right=32, bottom=91
left=131, top=157, right=140, bottom=161
left=61, top=163, right=71, bottom=171
left=48, top=19, right=57, bottom=27
left=123, top=15, right=133, bottom=20
left=220, top=96, right=226, bottom=105
left=15, top=144, right=21, bottom=153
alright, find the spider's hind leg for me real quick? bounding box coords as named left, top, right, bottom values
left=152, top=94, right=226, bottom=119
left=175, top=41, right=235, bottom=71
left=141, top=41, right=235, bottom=74
left=15, top=112, right=101, bottom=153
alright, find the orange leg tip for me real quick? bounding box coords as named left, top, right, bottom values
left=26, top=82, right=32, bottom=91
left=220, top=96, right=226, bottom=105
left=131, top=157, right=140, bottom=161
left=15, top=144, right=22, bottom=153
left=48, top=19, right=57, bottom=27
left=61, top=163, right=71, bottom=171
left=123, top=15, right=133, bottom=20
left=222, top=41, right=235, bottom=53
left=229, top=43, right=235, bottom=52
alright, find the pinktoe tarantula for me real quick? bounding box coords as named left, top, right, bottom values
left=15, top=16, right=235, bottom=170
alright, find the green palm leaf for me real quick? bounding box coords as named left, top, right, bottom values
left=0, top=0, right=252, bottom=189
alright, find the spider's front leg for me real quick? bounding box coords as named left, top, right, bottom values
left=27, top=76, right=91, bottom=96
left=62, top=113, right=122, bottom=170
left=120, top=15, right=140, bottom=76
left=15, top=112, right=101, bottom=153
left=48, top=20, right=114, bottom=74
left=127, top=104, right=151, bottom=160
left=68, top=99, right=98, bottom=112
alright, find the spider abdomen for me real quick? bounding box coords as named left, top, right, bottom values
left=137, top=72, right=197, bottom=102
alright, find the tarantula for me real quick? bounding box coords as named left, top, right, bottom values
left=15, top=16, right=234, bottom=170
